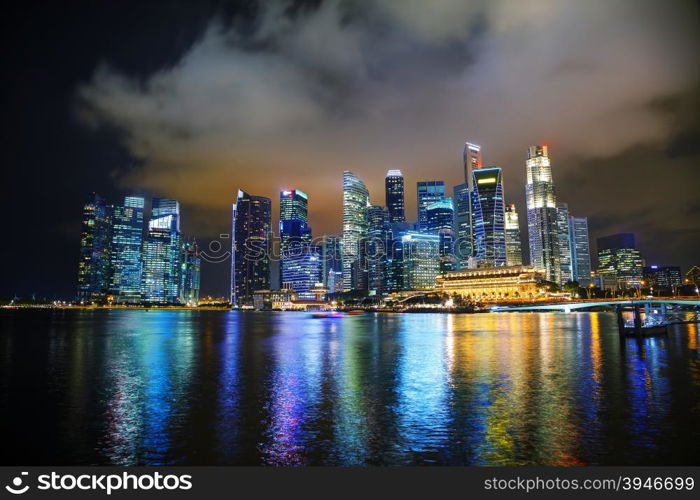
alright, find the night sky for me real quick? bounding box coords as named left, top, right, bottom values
left=3, top=0, right=699, bottom=300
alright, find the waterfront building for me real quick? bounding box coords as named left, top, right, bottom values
left=568, top=216, right=592, bottom=285
left=77, top=192, right=113, bottom=303
left=435, top=265, right=544, bottom=301
left=643, top=266, right=682, bottom=291
left=180, top=238, right=201, bottom=306
left=367, top=205, right=390, bottom=295
left=385, top=221, right=413, bottom=292
left=426, top=197, right=456, bottom=273
left=281, top=244, right=322, bottom=300
left=401, top=232, right=441, bottom=290
left=525, top=145, right=561, bottom=283
left=280, top=189, right=311, bottom=287
left=321, top=234, right=343, bottom=294
left=504, top=203, right=522, bottom=266
left=596, top=233, right=643, bottom=288
left=385, top=170, right=405, bottom=222
left=109, top=196, right=144, bottom=304
left=556, top=203, right=572, bottom=284
left=471, top=167, right=506, bottom=267
left=416, top=181, right=445, bottom=232
left=453, top=183, right=472, bottom=267
left=252, top=288, right=298, bottom=310
left=231, top=189, right=272, bottom=307
left=141, top=198, right=182, bottom=304
left=342, top=171, right=370, bottom=291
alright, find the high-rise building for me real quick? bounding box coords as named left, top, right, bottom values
left=385, top=222, right=413, bottom=292
left=342, top=171, right=370, bottom=291
left=77, top=192, right=112, bottom=303
left=231, top=190, right=271, bottom=307
left=452, top=183, right=472, bottom=268
left=463, top=142, right=483, bottom=186
left=401, top=232, right=441, bottom=290
left=504, top=203, right=523, bottom=266
left=525, top=145, right=560, bottom=283
left=597, top=233, right=643, bottom=287
left=385, top=170, right=405, bottom=223
left=643, top=265, right=682, bottom=290
left=109, top=196, right=144, bottom=304
left=282, top=245, right=322, bottom=300
left=426, top=197, right=456, bottom=274
left=321, top=234, right=343, bottom=294
left=280, top=189, right=311, bottom=288
left=141, top=198, right=182, bottom=304
left=568, top=216, right=592, bottom=285
left=367, top=205, right=389, bottom=295
left=416, top=181, right=445, bottom=232
left=180, top=238, right=201, bottom=306
left=472, top=167, right=506, bottom=267
left=556, top=203, right=572, bottom=284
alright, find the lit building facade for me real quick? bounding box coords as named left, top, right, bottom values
left=321, top=234, right=343, bottom=294
left=453, top=183, right=472, bottom=268
left=109, top=196, right=144, bottom=304
left=556, top=203, right=572, bottom=284
left=180, top=238, right=201, bottom=305
left=77, top=192, right=113, bottom=303
left=436, top=265, right=544, bottom=301
left=525, top=145, right=560, bottom=283
left=426, top=197, right=456, bottom=274
left=141, top=198, right=182, bottom=304
left=385, top=222, right=413, bottom=292
left=342, top=171, right=369, bottom=291
left=504, top=203, right=523, bottom=266
left=471, top=167, right=506, bottom=267
left=281, top=245, right=322, bottom=300
left=416, top=181, right=445, bottom=232
left=367, top=205, right=389, bottom=295
left=231, top=190, right=272, bottom=307
left=401, top=232, right=440, bottom=290
left=643, top=266, right=682, bottom=290
left=596, top=233, right=643, bottom=287
left=568, top=216, right=592, bottom=285
left=280, top=189, right=311, bottom=289
left=385, top=170, right=405, bottom=223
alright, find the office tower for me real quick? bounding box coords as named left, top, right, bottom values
left=180, top=238, right=201, bottom=306
left=282, top=245, right=322, bottom=300
left=231, top=190, right=272, bottom=307
left=504, top=203, right=523, bottom=266
left=385, top=222, right=413, bottom=292
left=280, top=189, right=311, bottom=288
left=366, top=205, right=390, bottom=295
left=452, top=183, right=472, bottom=268
left=463, top=142, right=483, bottom=185
left=77, top=192, right=112, bottom=303
left=141, top=198, right=182, bottom=304
left=109, top=196, right=144, bottom=304
left=568, top=216, right=592, bottom=285
left=556, top=203, right=572, bottom=284
left=525, top=145, right=560, bottom=283
left=385, top=170, right=405, bottom=223
left=416, top=181, right=446, bottom=232
left=401, top=232, right=441, bottom=290
left=471, top=167, right=506, bottom=267
left=426, top=197, right=456, bottom=273
left=322, top=234, right=343, bottom=294
left=643, top=266, right=682, bottom=291
left=597, top=233, right=643, bottom=287
left=342, top=171, right=370, bottom=291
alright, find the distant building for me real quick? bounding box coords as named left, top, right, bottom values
left=416, top=181, right=445, bottom=232
left=472, top=167, right=506, bottom=267
left=109, top=196, right=144, bottom=304
left=231, top=189, right=271, bottom=307
left=401, top=232, right=441, bottom=290
left=436, top=265, right=544, bottom=302
left=367, top=205, right=390, bottom=295
left=525, top=145, right=560, bottom=283
left=504, top=203, right=523, bottom=266
left=77, top=192, right=113, bottom=303
left=141, top=198, right=182, bottom=304
left=180, top=238, right=201, bottom=306
left=280, top=189, right=311, bottom=287
left=643, top=265, right=682, bottom=290
left=385, top=222, right=413, bottom=292
left=282, top=245, right=322, bottom=300
left=385, top=170, right=405, bottom=222
left=426, top=197, right=456, bottom=273
left=597, top=233, right=643, bottom=287
left=342, top=171, right=369, bottom=291
left=452, top=183, right=472, bottom=268
left=252, top=288, right=297, bottom=311
left=556, top=203, right=572, bottom=284
left=321, top=234, right=343, bottom=294
left=568, top=216, right=592, bottom=285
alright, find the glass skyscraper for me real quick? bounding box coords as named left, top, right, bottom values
left=504, top=203, right=523, bottom=266
left=283, top=245, right=322, bottom=300
left=385, top=170, right=405, bottom=223
left=141, top=198, right=182, bottom=304
left=367, top=205, right=390, bottom=295
left=568, top=216, right=592, bottom=285
left=401, top=232, right=441, bottom=290
left=597, top=233, right=643, bottom=287
left=556, top=203, right=572, bottom=284
left=77, top=192, right=112, bottom=303
left=279, top=189, right=311, bottom=288
left=342, top=171, right=369, bottom=291
left=321, top=234, right=343, bottom=294
left=471, top=167, right=506, bottom=267
left=525, top=145, right=560, bottom=283
left=179, top=238, right=201, bottom=306
left=452, top=183, right=472, bottom=268
left=416, top=181, right=445, bottom=232
left=231, top=189, right=272, bottom=307
left=109, top=196, right=144, bottom=304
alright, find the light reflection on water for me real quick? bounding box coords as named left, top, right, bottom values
left=1, top=309, right=699, bottom=465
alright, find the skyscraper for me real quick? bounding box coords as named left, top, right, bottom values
left=463, top=142, right=483, bottom=186
left=231, top=190, right=272, bottom=307
left=342, top=171, right=369, bottom=291
left=568, top=216, right=592, bottom=285
left=597, top=233, right=643, bottom=287
left=525, top=145, right=560, bottom=283
left=556, top=203, right=572, bottom=284
left=401, top=232, right=441, bottom=290
left=504, top=203, right=523, bottom=266
left=180, top=238, right=201, bottom=306
left=426, top=197, right=456, bottom=273
left=452, top=183, right=472, bottom=268
left=281, top=245, right=322, bottom=300
left=321, top=234, right=343, bottom=294
left=109, top=196, right=144, bottom=304
left=471, top=167, right=506, bottom=267
left=141, top=198, right=182, bottom=304
left=385, top=170, right=405, bottom=223
left=367, top=205, right=390, bottom=295
left=416, top=181, right=445, bottom=232
left=77, top=192, right=112, bottom=303
left=279, top=189, right=311, bottom=288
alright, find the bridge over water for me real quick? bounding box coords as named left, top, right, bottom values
left=490, top=298, right=700, bottom=313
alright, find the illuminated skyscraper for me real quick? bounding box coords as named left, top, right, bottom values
left=321, top=234, right=343, bottom=294
left=282, top=245, right=322, bottom=300
left=568, top=216, right=592, bottom=285
left=141, top=198, right=182, bottom=304
left=179, top=238, right=201, bottom=306
left=342, top=171, right=369, bottom=291
left=525, top=145, right=560, bottom=283
left=556, top=203, right=572, bottom=284
left=416, top=181, right=445, bottom=232
left=385, top=170, right=405, bottom=223
left=367, top=205, right=390, bottom=295
left=463, top=142, right=483, bottom=186
left=231, top=190, right=271, bottom=306
left=402, top=232, right=441, bottom=290
left=77, top=192, right=112, bottom=303
left=426, top=197, right=456, bottom=273
left=597, top=233, right=643, bottom=287
left=504, top=203, right=523, bottom=266
left=385, top=222, right=413, bottom=292
left=279, top=189, right=311, bottom=288
left=472, top=167, right=506, bottom=267
left=452, top=183, right=472, bottom=267
left=109, top=196, right=144, bottom=304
